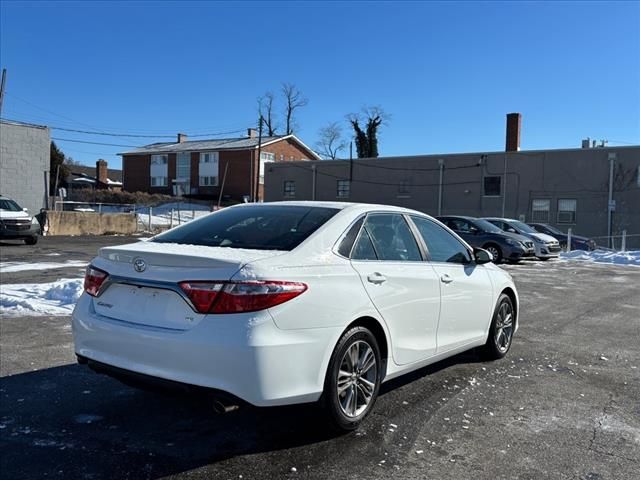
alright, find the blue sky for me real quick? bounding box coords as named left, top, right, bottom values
left=1, top=1, right=638, bottom=169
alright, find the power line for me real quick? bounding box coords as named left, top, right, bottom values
left=51, top=137, right=141, bottom=148
left=284, top=162, right=479, bottom=188
left=47, top=125, right=248, bottom=139
left=4, top=93, right=252, bottom=136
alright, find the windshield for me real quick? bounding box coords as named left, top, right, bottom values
left=471, top=219, right=503, bottom=234
left=538, top=224, right=563, bottom=235
left=0, top=199, right=22, bottom=212
left=152, top=205, right=340, bottom=251
left=510, top=220, right=537, bottom=234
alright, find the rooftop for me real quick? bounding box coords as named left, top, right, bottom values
left=119, top=135, right=288, bottom=156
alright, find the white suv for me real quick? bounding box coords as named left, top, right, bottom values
left=0, top=195, right=41, bottom=245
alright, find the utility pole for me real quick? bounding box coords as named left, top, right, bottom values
left=501, top=154, right=508, bottom=218
left=349, top=141, right=353, bottom=182
left=255, top=116, right=263, bottom=202
left=0, top=69, right=7, bottom=116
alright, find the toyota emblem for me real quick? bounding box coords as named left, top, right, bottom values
left=133, top=258, right=147, bottom=273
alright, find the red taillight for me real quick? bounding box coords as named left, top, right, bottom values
left=84, top=266, right=108, bottom=297
left=178, top=282, right=224, bottom=313
left=179, top=281, right=307, bottom=314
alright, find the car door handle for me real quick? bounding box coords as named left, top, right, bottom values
left=367, top=272, right=387, bottom=285
left=440, top=274, right=454, bottom=284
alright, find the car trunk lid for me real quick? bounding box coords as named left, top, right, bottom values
left=90, top=241, right=286, bottom=330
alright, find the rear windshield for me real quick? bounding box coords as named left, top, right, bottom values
left=152, top=205, right=339, bottom=251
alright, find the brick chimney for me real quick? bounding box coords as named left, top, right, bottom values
left=96, top=159, right=108, bottom=187
left=505, top=112, right=522, bottom=152
left=247, top=128, right=257, bottom=138
left=177, top=133, right=188, bottom=143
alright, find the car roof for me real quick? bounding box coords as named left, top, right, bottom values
left=438, top=215, right=476, bottom=221
left=246, top=201, right=433, bottom=217
left=483, top=217, right=518, bottom=222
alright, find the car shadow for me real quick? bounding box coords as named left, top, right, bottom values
left=0, top=349, right=487, bottom=479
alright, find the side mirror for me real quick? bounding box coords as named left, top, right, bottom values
left=23, top=208, right=29, bottom=212
left=474, top=248, right=493, bottom=264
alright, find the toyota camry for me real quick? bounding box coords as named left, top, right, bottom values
left=73, top=202, right=518, bottom=430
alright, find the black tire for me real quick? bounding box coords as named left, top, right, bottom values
left=24, top=235, right=38, bottom=245
left=322, top=326, right=382, bottom=431
left=481, top=294, right=515, bottom=360
left=483, top=243, right=503, bottom=263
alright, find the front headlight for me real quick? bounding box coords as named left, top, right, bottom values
left=505, top=238, right=519, bottom=246
left=533, top=237, right=545, bottom=244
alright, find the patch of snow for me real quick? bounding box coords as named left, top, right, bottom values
left=0, top=260, right=88, bottom=273
left=559, top=249, right=640, bottom=266
left=74, top=414, right=103, bottom=424
left=0, top=279, right=83, bottom=316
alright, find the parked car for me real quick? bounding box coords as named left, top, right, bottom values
left=527, top=223, right=596, bottom=251
left=0, top=195, right=40, bottom=245
left=73, top=202, right=519, bottom=430
left=437, top=215, right=535, bottom=263
left=483, top=217, right=561, bottom=260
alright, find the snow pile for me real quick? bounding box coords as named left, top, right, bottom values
left=0, top=279, right=83, bottom=316
left=0, top=260, right=88, bottom=273
left=559, top=249, right=640, bottom=266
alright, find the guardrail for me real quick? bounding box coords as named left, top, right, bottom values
left=567, top=228, right=639, bottom=252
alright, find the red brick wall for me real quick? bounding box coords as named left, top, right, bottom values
left=122, top=138, right=314, bottom=201
left=123, top=155, right=151, bottom=192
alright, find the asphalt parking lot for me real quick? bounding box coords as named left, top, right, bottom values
left=1, top=236, right=639, bottom=479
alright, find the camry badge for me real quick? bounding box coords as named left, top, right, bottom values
left=133, top=257, right=147, bottom=273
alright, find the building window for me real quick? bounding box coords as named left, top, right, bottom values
left=259, top=152, right=275, bottom=184
left=199, top=176, right=217, bottom=186
left=199, top=152, right=219, bottom=186
left=531, top=199, right=551, bottom=222
left=337, top=180, right=350, bottom=198
left=557, top=199, right=577, bottom=224
left=398, top=179, right=411, bottom=196
left=283, top=180, right=295, bottom=197
left=150, top=176, right=168, bottom=187
left=150, top=154, right=168, bottom=187
left=483, top=176, right=501, bottom=196
left=151, top=154, right=168, bottom=165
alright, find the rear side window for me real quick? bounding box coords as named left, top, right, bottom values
left=152, top=205, right=339, bottom=251
left=337, top=217, right=364, bottom=257
left=352, top=228, right=378, bottom=260
left=362, top=214, right=422, bottom=261
left=411, top=216, right=471, bottom=264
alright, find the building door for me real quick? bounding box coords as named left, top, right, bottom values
left=176, top=153, right=191, bottom=195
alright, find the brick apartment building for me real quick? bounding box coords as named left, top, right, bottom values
left=119, top=130, right=319, bottom=202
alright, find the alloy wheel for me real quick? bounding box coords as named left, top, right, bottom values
left=336, top=340, right=377, bottom=418
left=494, top=301, right=514, bottom=353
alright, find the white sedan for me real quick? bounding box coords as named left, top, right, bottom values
left=73, top=201, right=518, bottom=430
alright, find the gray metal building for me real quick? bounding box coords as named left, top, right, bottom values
left=0, top=119, right=50, bottom=214
left=265, top=145, right=640, bottom=248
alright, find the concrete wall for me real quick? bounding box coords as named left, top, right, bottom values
left=46, top=211, right=137, bottom=236
left=0, top=121, right=50, bottom=214
left=265, top=146, right=640, bottom=248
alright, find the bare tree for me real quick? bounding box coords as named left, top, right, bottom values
left=282, top=82, right=308, bottom=135
left=315, top=122, right=347, bottom=160
left=257, top=91, right=278, bottom=136
left=347, top=106, right=390, bottom=158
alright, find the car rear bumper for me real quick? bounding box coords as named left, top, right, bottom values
left=72, top=293, right=340, bottom=406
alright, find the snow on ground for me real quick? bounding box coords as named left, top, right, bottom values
left=0, top=279, right=84, bottom=316
left=0, top=260, right=88, bottom=274
left=559, top=249, right=640, bottom=266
